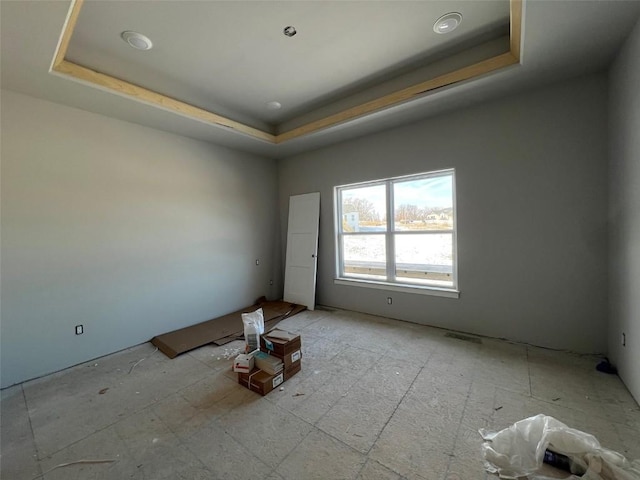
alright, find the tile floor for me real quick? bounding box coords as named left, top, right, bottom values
left=2, top=308, right=639, bottom=480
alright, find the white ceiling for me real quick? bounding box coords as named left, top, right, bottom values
left=66, top=0, right=509, bottom=129
left=2, top=1, right=640, bottom=158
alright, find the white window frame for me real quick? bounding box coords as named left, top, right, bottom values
left=334, top=169, right=459, bottom=298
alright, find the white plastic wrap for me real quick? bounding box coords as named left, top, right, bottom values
left=480, top=414, right=640, bottom=480
left=241, top=308, right=264, bottom=352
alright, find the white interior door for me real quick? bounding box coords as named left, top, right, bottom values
left=283, top=192, right=320, bottom=310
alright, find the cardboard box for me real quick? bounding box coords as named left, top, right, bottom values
left=260, top=329, right=302, bottom=370
left=232, top=352, right=256, bottom=373
left=261, top=329, right=302, bottom=358
left=279, top=348, right=301, bottom=369
left=254, top=351, right=283, bottom=375
left=238, top=361, right=302, bottom=396
left=262, top=348, right=301, bottom=370
left=238, top=369, right=284, bottom=396
left=284, top=361, right=302, bottom=381
left=261, top=329, right=302, bottom=373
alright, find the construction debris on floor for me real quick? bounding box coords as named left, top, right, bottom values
left=3, top=309, right=639, bottom=480
left=237, top=328, right=302, bottom=396
left=480, top=414, right=640, bottom=479
left=150, top=297, right=305, bottom=358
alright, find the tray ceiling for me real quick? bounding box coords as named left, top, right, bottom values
left=52, top=0, right=519, bottom=143
left=5, top=1, right=640, bottom=157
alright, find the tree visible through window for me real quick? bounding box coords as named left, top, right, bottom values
left=335, top=169, right=457, bottom=290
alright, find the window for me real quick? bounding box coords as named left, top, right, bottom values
left=335, top=169, right=457, bottom=295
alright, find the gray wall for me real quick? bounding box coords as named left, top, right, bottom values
left=0, top=90, right=278, bottom=388
left=278, top=73, right=609, bottom=353
left=609, top=18, right=640, bottom=403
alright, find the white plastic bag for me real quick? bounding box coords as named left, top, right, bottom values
left=242, top=308, right=264, bottom=352
left=480, top=414, right=640, bottom=480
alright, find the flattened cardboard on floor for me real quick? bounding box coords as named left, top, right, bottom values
left=151, top=297, right=306, bottom=359
left=212, top=300, right=304, bottom=346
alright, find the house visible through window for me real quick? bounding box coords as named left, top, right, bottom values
left=335, top=169, right=457, bottom=293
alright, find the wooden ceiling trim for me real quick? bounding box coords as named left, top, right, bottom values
left=52, top=60, right=277, bottom=142
left=276, top=52, right=517, bottom=143
left=277, top=0, right=523, bottom=143
left=50, top=0, right=84, bottom=70
left=49, top=0, right=275, bottom=143
left=510, top=0, right=523, bottom=61
left=50, top=0, right=522, bottom=146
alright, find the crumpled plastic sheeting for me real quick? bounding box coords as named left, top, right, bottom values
left=479, top=414, right=640, bottom=480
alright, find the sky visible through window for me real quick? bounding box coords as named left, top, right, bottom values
left=341, top=175, right=452, bottom=221
left=395, top=176, right=452, bottom=209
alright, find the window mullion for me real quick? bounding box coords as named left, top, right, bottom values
left=386, top=181, right=395, bottom=282
left=336, top=188, right=344, bottom=278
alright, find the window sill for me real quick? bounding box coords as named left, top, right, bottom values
left=333, top=278, right=460, bottom=299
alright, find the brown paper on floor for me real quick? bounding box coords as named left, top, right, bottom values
left=151, top=297, right=306, bottom=359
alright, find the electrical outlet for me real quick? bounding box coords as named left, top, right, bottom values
left=255, top=259, right=260, bottom=266
left=269, top=279, right=273, bottom=285
left=622, top=332, right=626, bottom=347
left=75, top=325, right=83, bottom=335
left=387, top=297, right=392, bottom=305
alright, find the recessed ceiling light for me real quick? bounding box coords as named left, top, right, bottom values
left=283, top=26, right=297, bottom=37
left=121, top=31, right=153, bottom=50
left=433, top=12, right=462, bottom=34
left=266, top=101, right=282, bottom=110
